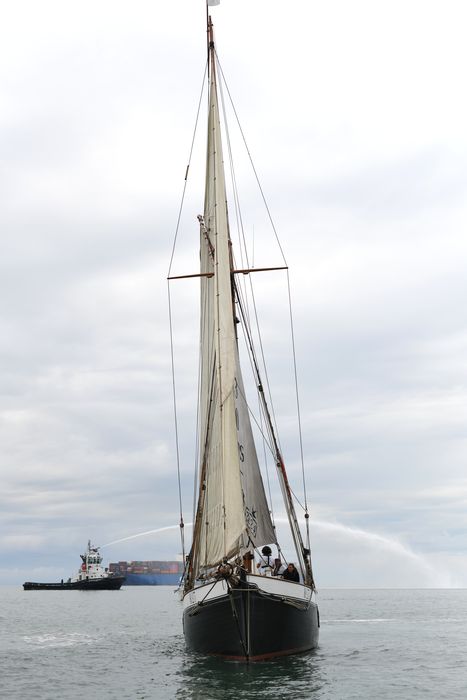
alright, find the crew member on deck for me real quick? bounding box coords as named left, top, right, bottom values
left=282, top=563, right=300, bottom=582
left=256, top=545, right=273, bottom=575
left=272, top=558, right=285, bottom=576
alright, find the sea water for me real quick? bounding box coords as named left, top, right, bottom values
left=1, top=586, right=466, bottom=699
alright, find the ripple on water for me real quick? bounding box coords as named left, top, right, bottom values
left=327, top=618, right=397, bottom=623
left=23, top=632, right=100, bottom=648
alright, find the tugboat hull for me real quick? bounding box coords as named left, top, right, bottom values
left=23, top=576, right=125, bottom=590
left=183, top=577, right=319, bottom=661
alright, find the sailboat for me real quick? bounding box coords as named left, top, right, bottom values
left=171, top=12, right=319, bottom=662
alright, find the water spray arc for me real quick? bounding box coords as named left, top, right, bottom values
left=100, top=518, right=452, bottom=587
left=100, top=524, right=193, bottom=549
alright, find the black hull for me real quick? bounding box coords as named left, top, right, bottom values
left=183, top=581, right=319, bottom=662
left=23, top=576, right=125, bottom=590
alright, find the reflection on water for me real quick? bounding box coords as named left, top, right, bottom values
left=175, top=648, right=324, bottom=700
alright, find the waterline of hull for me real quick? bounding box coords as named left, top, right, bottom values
left=23, top=576, right=126, bottom=590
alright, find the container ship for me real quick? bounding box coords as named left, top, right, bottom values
left=108, top=560, right=183, bottom=585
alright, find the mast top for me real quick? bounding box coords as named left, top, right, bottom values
left=207, top=15, right=214, bottom=50
left=207, top=16, right=215, bottom=77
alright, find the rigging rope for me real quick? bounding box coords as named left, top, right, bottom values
left=217, top=51, right=283, bottom=454
left=217, top=53, right=280, bottom=525
left=216, top=56, right=288, bottom=267
left=216, top=49, right=314, bottom=578
left=167, top=61, right=208, bottom=278
left=286, top=269, right=313, bottom=556
left=167, top=283, right=185, bottom=559
left=258, top=391, right=275, bottom=523
left=168, top=45, right=315, bottom=584
left=167, top=61, right=208, bottom=563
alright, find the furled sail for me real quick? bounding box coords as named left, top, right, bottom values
left=193, top=35, right=275, bottom=572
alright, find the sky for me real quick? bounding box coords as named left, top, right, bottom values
left=1, top=0, right=467, bottom=587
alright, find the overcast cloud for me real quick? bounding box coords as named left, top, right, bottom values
left=1, top=0, right=466, bottom=587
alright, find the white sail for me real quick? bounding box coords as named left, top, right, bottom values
left=195, top=40, right=275, bottom=570
left=196, top=51, right=245, bottom=568
left=233, top=350, right=276, bottom=548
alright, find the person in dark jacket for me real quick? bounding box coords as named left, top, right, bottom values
left=272, top=558, right=285, bottom=576
left=282, top=563, right=299, bottom=582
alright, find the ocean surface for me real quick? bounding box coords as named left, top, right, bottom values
left=1, top=586, right=466, bottom=699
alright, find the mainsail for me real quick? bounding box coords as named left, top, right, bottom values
left=192, top=28, right=276, bottom=574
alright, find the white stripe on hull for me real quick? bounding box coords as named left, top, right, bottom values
left=182, top=574, right=314, bottom=610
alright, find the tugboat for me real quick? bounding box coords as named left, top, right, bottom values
left=23, top=541, right=125, bottom=590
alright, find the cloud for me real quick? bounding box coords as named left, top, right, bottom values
left=1, top=0, right=467, bottom=587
